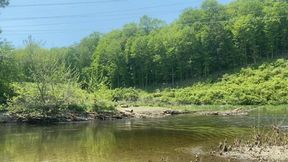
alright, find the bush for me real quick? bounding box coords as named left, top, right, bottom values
left=92, top=100, right=115, bottom=112
left=112, top=88, right=139, bottom=102
left=93, top=84, right=114, bottom=101
left=0, top=82, right=14, bottom=104
left=7, top=82, right=94, bottom=117
left=0, top=104, right=5, bottom=112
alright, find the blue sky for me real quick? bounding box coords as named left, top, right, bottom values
left=0, top=0, right=232, bottom=48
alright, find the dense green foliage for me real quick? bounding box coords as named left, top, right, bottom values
left=89, top=0, right=288, bottom=88
left=8, top=83, right=92, bottom=116
left=1, top=0, right=288, bottom=117
left=0, top=1, right=12, bottom=103
left=100, top=59, right=288, bottom=106
left=0, top=42, right=16, bottom=103
left=173, top=59, right=288, bottom=105
left=0, top=38, right=112, bottom=116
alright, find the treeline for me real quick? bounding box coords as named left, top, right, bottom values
left=89, top=0, right=288, bottom=88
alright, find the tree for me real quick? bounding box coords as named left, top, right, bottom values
left=8, top=59, right=82, bottom=117
left=139, top=15, right=166, bottom=34
left=64, top=32, right=102, bottom=88
left=0, top=42, right=16, bottom=103
left=0, top=0, right=12, bottom=104
left=228, top=0, right=265, bottom=64
left=91, top=30, right=124, bottom=88
left=263, top=0, right=288, bottom=57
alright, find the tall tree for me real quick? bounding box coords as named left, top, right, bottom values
left=139, top=15, right=166, bottom=34
left=0, top=42, right=16, bottom=103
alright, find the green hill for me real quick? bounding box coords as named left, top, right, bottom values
left=115, top=59, right=288, bottom=106
left=172, top=59, right=288, bottom=105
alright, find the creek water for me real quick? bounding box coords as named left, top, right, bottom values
left=0, top=107, right=287, bottom=162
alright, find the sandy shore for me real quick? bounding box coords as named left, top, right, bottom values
left=0, top=106, right=250, bottom=124
left=117, top=106, right=250, bottom=118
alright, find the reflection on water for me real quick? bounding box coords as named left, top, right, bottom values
left=0, top=123, right=118, bottom=162
left=0, top=108, right=287, bottom=162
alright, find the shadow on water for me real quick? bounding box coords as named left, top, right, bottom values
left=0, top=106, right=288, bottom=162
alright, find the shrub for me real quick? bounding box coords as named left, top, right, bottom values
left=111, top=88, right=139, bottom=102
left=92, top=100, right=115, bottom=112
left=8, top=82, right=94, bottom=117
left=0, top=104, right=5, bottom=112
left=170, top=59, right=288, bottom=105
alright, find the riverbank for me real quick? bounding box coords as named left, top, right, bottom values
left=0, top=110, right=125, bottom=124
left=0, top=105, right=253, bottom=124
left=117, top=105, right=252, bottom=118
left=219, top=145, right=288, bottom=161
left=214, top=126, right=288, bottom=161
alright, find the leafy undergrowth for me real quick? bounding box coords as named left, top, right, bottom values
left=106, top=59, right=288, bottom=107
left=7, top=82, right=115, bottom=119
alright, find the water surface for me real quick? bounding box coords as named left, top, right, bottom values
left=0, top=108, right=287, bottom=162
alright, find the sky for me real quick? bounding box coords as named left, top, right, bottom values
left=0, top=0, right=232, bottom=48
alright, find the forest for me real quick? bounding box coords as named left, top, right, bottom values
left=1, top=0, right=288, bottom=118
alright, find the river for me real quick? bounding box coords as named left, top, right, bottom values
left=0, top=107, right=287, bottom=162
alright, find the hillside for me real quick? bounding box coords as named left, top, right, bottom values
left=115, top=59, right=288, bottom=106
left=173, top=59, right=288, bottom=105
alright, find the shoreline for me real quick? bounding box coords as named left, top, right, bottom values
left=214, top=127, right=288, bottom=162
left=0, top=106, right=251, bottom=124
